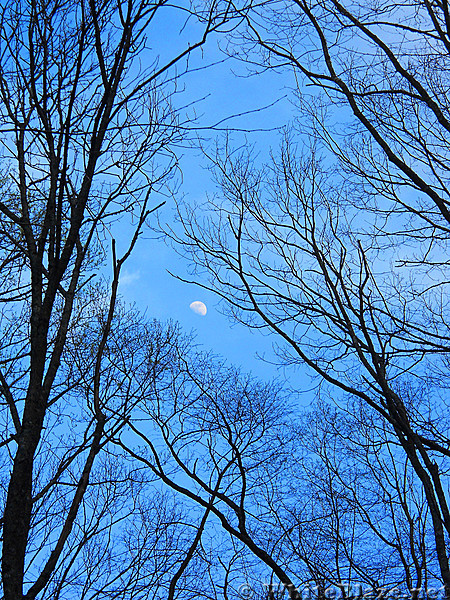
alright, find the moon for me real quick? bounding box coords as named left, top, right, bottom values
left=189, top=301, right=207, bottom=316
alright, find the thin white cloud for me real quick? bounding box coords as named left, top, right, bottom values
left=119, top=269, right=140, bottom=286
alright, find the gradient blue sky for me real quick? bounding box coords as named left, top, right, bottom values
left=115, top=37, right=296, bottom=377
left=111, top=13, right=311, bottom=396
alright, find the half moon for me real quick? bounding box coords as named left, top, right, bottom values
left=189, top=301, right=207, bottom=316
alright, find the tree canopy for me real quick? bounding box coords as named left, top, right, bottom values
left=1, top=1, right=449, bottom=599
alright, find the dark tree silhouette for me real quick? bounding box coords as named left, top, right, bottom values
left=171, top=0, right=450, bottom=594
left=0, top=0, right=233, bottom=597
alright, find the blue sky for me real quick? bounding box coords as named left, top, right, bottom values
left=112, top=23, right=307, bottom=388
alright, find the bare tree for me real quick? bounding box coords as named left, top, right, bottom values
left=3, top=0, right=449, bottom=597
left=171, top=120, right=450, bottom=595
left=114, top=305, right=444, bottom=600
left=0, top=0, right=236, bottom=597
left=116, top=336, right=306, bottom=598
left=284, top=400, right=440, bottom=597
